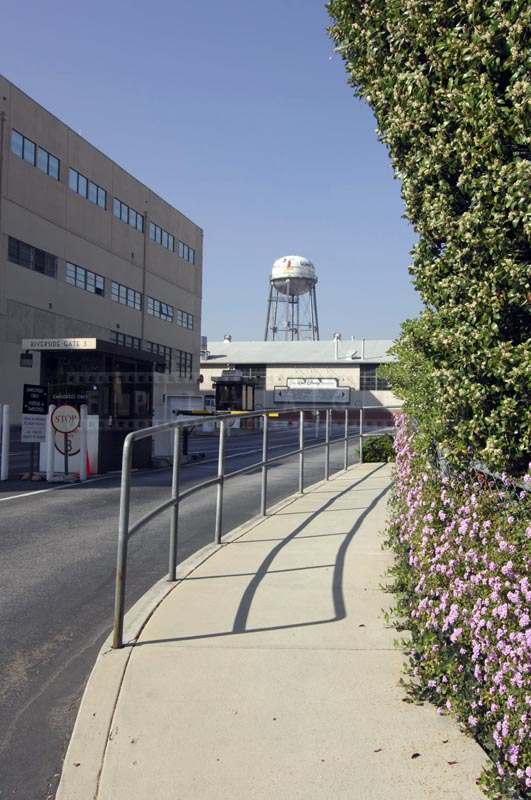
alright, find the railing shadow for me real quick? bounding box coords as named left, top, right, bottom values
left=135, top=463, right=392, bottom=647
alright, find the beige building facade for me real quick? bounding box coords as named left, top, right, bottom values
left=0, top=75, right=203, bottom=424
left=200, top=339, right=401, bottom=417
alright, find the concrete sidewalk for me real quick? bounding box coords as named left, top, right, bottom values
left=57, top=462, right=487, bottom=799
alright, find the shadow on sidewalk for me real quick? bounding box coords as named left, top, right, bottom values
left=134, top=463, right=393, bottom=648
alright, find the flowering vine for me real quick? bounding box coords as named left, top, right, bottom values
left=387, top=414, right=530, bottom=798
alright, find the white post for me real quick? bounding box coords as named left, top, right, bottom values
left=1, top=404, right=10, bottom=481
left=79, top=404, right=88, bottom=481
left=46, top=404, right=55, bottom=482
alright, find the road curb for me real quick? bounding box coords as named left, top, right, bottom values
left=55, top=468, right=346, bottom=799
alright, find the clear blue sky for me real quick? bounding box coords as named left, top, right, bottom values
left=1, top=0, right=421, bottom=342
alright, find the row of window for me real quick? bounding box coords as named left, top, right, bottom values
left=8, top=236, right=58, bottom=277
left=110, top=331, right=141, bottom=350
left=11, top=130, right=60, bottom=180
left=11, top=128, right=197, bottom=264
left=149, top=222, right=174, bottom=252
left=147, top=296, right=173, bottom=322
left=111, top=281, right=142, bottom=310
left=65, top=262, right=105, bottom=295
left=68, top=167, right=107, bottom=209
left=113, top=198, right=144, bottom=233
left=178, top=240, right=196, bottom=265
left=8, top=237, right=195, bottom=330
left=146, top=296, right=195, bottom=330
left=111, top=334, right=193, bottom=378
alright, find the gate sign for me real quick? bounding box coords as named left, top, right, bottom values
left=22, top=384, right=48, bottom=415
left=52, top=404, right=80, bottom=434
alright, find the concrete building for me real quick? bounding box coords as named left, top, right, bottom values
left=0, top=75, right=203, bottom=435
left=200, top=338, right=401, bottom=421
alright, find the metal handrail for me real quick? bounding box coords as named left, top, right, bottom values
left=112, top=404, right=402, bottom=648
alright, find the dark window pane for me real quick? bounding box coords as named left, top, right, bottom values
left=97, top=187, right=106, bottom=208
left=149, top=222, right=155, bottom=241
left=88, top=181, right=98, bottom=204
left=136, top=214, right=144, bottom=233
left=113, top=198, right=121, bottom=218
left=121, top=203, right=128, bottom=223
left=34, top=248, right=46, bottom=273
left=37, top=147, right=49, bottom=173
left=168, top=234, right=174, bottom=251
left=68, top=168, right=78, bottom=191
left=162, top=230, right=168, bottom=249
left=11, top=130, right=23, bottom=158
left=49, top=155, right=60, bottom=180
left=128, top=208, right=136, bottom=227
left=23, top=138, right=36, bottom=165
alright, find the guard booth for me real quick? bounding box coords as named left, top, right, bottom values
left=22, top=338, right=164, bottom=473
left=212, top=369, right=255, bottom=412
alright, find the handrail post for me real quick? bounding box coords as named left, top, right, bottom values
left=298, top=409, right=304, bottom=494
left=168, top=426, right=182, bottom=581
left=112, top=435, right=134, bottom=649
left=260, top=413, right=268, bottom=515
left=1, top=404, right=10, bottom=481
left=79, top=404, right=88, bottom=481
left=359, top=407, right=364, bottom=464
left=214, top=419, right=226, bottom=544
left=325, top=408, right=330, bottom=480
left=343, top=407, right=349, bottom=471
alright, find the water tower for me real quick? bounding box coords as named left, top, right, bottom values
left=264, top=255, right=320, bottom=341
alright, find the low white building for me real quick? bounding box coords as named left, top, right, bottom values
left=200, top=338, right=401, bottom=421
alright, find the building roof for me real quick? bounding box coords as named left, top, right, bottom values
left=201, top=339, right=395, bottom=365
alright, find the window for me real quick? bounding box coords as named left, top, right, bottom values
left=111, top=281, right=142, bottom=310
left=8, top=236, right=57, bottom=278
left=113, top=197, right=144, bottom=233
left=68, top=168, right=106, bottom=208
left=146, top=296, right=174, bottom=322
left=144, top=341, right=172, bottom=372
left=178, top=240, right=195, bottom=264
left=149, top=221, right=174, bottom=251
left=11, top=129, right=60, bottom=180
left=175, top=308, right=194, bottom=330
left=65, top=262, right=105, bottom=296
left=110, top=331, right=141, bottom=350
left=175, top=349, right=193, bottom=379
left=360, top=364, right=390, bottom=391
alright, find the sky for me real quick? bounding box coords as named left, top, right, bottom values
left=0, top=0, right=422, bottom=342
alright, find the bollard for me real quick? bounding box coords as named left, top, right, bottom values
left=79, top=404, right=88, bottom=481
left=0, top=404, right=10, bottom=481
left=45, top=404, right=55, bottom=481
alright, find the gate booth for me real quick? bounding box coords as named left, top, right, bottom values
left=21, top=338, right=163, bottom=473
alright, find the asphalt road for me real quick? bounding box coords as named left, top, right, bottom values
left=0, top=421, right=369, bottom=799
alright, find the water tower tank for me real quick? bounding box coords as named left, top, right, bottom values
left=271, top=255, right=317, bottom=296
left=264, top=255, right=320, bottom=341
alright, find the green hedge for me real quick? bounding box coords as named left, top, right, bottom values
left=328, top=0, right=530, bottom=476
left=362, top=434, right=395, bottom=462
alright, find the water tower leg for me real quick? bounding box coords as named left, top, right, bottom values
left=311, top=284, right=320, bottom=340
left=264, top=282, right=274, bottom=341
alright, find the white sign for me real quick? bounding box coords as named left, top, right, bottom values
left=52, top=404, right=80, bottom=434
left=274, top=387, right=350, bottom=404
left=21, top=338, right=97, bottom=351
left=286, top=377, right=338, bottom=388
left=21, top=414, right=47, bottom=443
